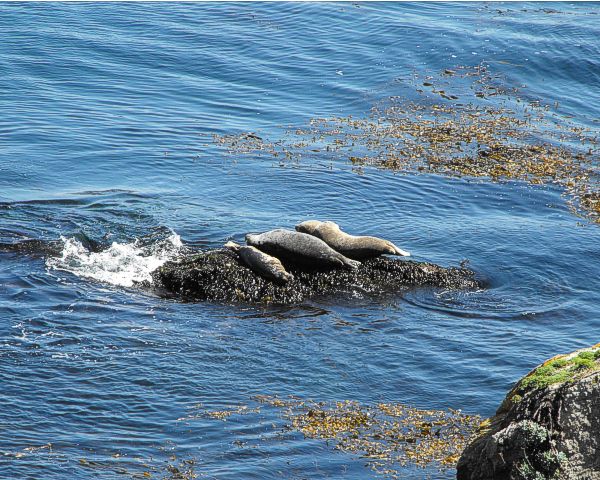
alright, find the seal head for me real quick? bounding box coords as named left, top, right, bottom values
left=295, top=220, right=410, bottom=260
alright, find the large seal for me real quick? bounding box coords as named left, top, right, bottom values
left=295, top=220, right=410, bottom=260
left=225, top=241, right=293, bottom=284
left=245, top=229, right=360, bottom=270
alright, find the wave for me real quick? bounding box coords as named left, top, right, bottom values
left=46, top=232, right=183, bottom=287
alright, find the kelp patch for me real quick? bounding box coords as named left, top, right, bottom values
left=192, top=395, right=481, bottom=478
left=214, top=65, right=600, bottom=222
left=78, top=456, right=198, bottom=479
left=1, top=443, right=199, bottom=480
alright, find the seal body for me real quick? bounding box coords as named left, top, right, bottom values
left=245, top=229, right=360, bottom=270
left=295, top=220, right=410, bottom=260
left=225, top=241, right=293, bottom=284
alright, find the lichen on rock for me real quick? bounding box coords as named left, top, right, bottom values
left=457, top=343, right=600, bottom=480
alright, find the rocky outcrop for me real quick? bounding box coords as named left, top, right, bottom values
left=457, top=344, right=600, bottom=480
left=151, top=248, right=479, bottom=304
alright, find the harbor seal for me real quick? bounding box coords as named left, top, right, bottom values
left=225, top=241, right=293, bottom=284
left=295, top=220, right=410, bottom=260
left=245, top=229, right=361, bottom=270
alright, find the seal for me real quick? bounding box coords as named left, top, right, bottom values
left=224, top=241, right=294, bottom=284
left=245, top=229, right=361, bottom=270
left=295, top=220, right=410, bottom=260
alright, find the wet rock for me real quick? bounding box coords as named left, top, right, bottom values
left=457, top=344, right=600, bottom=480
left=1, top=236, right=104, bottom=257
left=150, top=248, right=480, bottom=304
left=0, top=239, right=65, bottom=256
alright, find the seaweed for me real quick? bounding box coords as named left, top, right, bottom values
left=214, top=65, right=600, bottom=223
left=194, top=395, right=482, bottom=477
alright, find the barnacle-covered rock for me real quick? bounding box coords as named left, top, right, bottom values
left=151, top=248, right=479, bottom=304
left=457, top=344, right=600, bottom=480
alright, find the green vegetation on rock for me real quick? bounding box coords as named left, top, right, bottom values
left=518, top=348, right=600, bottom=393
left=458, top=344, right=600, bottom=480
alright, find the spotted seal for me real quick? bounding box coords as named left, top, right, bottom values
left=225, top=241, right=294, bottom=284
left=245, top=229, right=360, bottom=270
left=295, top=220, right=410, bottom=260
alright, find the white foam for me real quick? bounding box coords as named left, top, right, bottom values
left=46, top=233, right=183, bottom=287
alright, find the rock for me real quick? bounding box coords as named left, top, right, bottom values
left=457, top=344, right=600, bottom=480
left=0, top=236, right=104, bottom=257
left=0, top=239, right=65, bottom=256
left=150, top=248, right=479, bottom=304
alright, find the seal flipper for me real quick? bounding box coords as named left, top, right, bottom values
left=342, top=257, right=361, bottom=269
left=386, top=242, right=410, bottom=257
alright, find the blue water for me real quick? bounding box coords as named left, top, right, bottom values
left=1, top=3, right=599, bottom=479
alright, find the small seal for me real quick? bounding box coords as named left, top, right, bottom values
left=245, top=229, right=361, bottom=270
left=225, top=241, right=294, bottom=284
left=295, top=220, right=410, bottom=260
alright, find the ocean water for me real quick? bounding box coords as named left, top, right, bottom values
left=1, top=3, right=599, bottom=479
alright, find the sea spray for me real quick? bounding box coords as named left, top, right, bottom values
left=46, top=232, right=183, bottom=287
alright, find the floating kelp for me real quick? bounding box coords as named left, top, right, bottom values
left=80, top=456, right=198, bottom=480
left=13, top=448, right=200, bottom=480
left=177, top=403, right=260, bottom=422
left=195, top=395, right=481, bottom=477
left=2, top=443, right=198, bottom=479
left=214, top=65, right=599, bottom=222
left=151, top=248, right=479, bottom=304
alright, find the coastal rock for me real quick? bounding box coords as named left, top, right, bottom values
left=457, top=344, right=600, bottom=480
left=150, top=248, right=479, bottom=304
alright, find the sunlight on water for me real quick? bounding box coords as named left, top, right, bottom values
left=2, top=3, right=600, bottom=479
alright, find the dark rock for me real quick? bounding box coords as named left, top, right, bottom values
left=0, top=239, right=65, bottom=257
left=0, top=236, right=104, bottom=257
left=457, top=344, right=600, bottom=480
left=150, top=248, right=480, bottom=304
